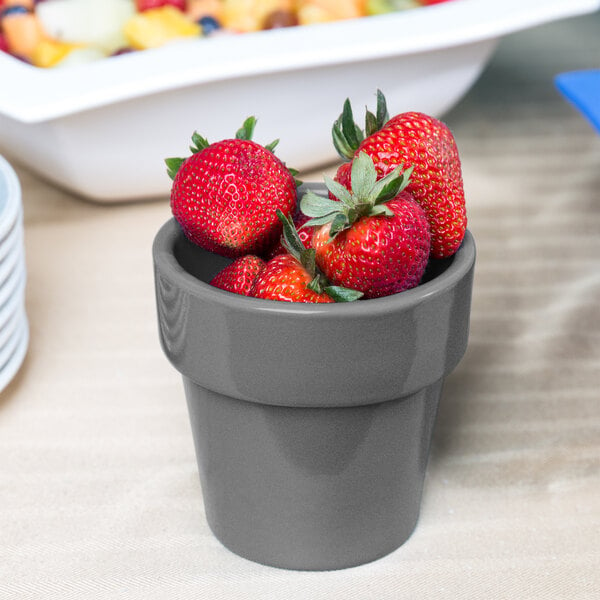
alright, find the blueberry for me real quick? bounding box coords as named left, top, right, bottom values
left=1, top=6, right=30, bottom=18
left=198, top=16, right=221, bottom=36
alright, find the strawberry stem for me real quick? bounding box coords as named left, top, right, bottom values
left=278, top=209, right=307, bottom=261
left=165, top=130, right=211, bottom=180
left=190, top=132, right=210, bottom=153
left=165, top=157, right=185, bottom=181
left=332, top=89, right=390, bottom=160
left=376, top=89, right=389, bottom=128
left=235, top=116, right=256, bottom=140
left=275, top=209, right=363, bottom=302
left=287, top=167, right=303, bottom=188
left=300, top=152, right=412, bottom=238
left=264, top=139, right=280, bottom=153
left=332, top=99, right=364, bottom=160
left=165, top=117, right=281, bottom=181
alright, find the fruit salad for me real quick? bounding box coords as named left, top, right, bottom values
left=0, top=0, right=455, bottom=68
left=167, top=90, right=467, bottom=303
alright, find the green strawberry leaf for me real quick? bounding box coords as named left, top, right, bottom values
left=165, top=157, right=185, bottom=180
left=165, top=131, right=209, bottom=179
left=350, top=152, right=378, bottom=198
left=375, top=89, right=390, bottom=130
left=235, top=116, right=256, bottom=140
left=365, top=109, right=378, bottom=137
left=301, top=248, right=317, bottom=278
left=190, top=131, right=209, bottom=153
left=306, top=275, right=324, bottom=294
left=341, top=99, right=362, bottom=149
left=323, top=176, right=353, bottom=207
left=300, top=191, right=342, bottom=218
left=371, top=165, right=404, bottom=202
left=371, top=164, right=413, bottom=205
left=332, top=118, right=356, bottom=161
left=332, top=99, right=364, bottom=160
left=365, top=90, right=390, bottom=136
left=398, top=165, right=414, bottom=190
left=368, top=204, right=395, bottom=217
left=303, top=214, right=339, bottom=228
left=287, top=167, right=303, bottom=188
left=277, top=209, right=306, bottom=260
left=324, top=286, right=364, bottom=302
left=264, top=138, right=279, bottom=153
left=329, top=212, right=350, bottom=237
left=332, top=91, right=390, bottom=158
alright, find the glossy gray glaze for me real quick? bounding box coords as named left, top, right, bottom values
left=184, top=377, right=443, bottom=571
left=152, top=183, right=476, bottom=569
left=153, top=185, right=475, bottom=409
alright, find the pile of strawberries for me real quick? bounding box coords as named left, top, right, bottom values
left=167, top=90, right=467, bottom=303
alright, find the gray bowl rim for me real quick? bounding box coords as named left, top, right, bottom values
left=153, top=185, right=475, bottom=319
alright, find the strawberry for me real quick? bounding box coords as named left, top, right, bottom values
left=210, top=255, right=266, bottom=296
left=301, top=152, right=431, bottom=299
left=250, top=211, right=363, bottom=303
left=332, top=90, right=466, bottom=259
left=136, top=0, right=186, bottom=11
left=0, top=33, right=9, bottom=55
left=166, top=117, right=298, bottom=258
left=251, top=253, right=335, bottom=303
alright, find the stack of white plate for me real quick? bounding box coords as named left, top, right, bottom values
left=0, top=155, right=28, bottom=393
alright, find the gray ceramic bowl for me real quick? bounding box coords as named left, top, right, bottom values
left=153, top=183, right=476, bottom=570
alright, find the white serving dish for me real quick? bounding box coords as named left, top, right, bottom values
left=0, top=0, right=598, bottom=202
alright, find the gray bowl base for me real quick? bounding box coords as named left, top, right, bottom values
left=184, top=376, right=443, bottom=571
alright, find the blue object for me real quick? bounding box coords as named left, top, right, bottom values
left=1, top=6, right=30, bottom=18
left=198, top=16, right=221, bottom=36
left=555, top=70, right=600, bottom=134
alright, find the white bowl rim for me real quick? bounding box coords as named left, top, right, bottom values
left=1, top=0, right=599, bottom=123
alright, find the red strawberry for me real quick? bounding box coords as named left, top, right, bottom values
left=301, top=152, right=431, bottom=299
left=166, top=118, right=297, bottom=258
left=332, top=90, right=466, bottom=259
left=136, top=0, right=185, bottom=11
left=210, top=255, right=266, bottom=296
left=250, top=211, right=363, bottom=303
left=0, top=33, right=9, bottom=55
left=250, top=254, right=335, bottom=303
